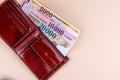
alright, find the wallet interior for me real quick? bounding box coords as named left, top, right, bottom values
left=0, top=0, right=69, bottom=80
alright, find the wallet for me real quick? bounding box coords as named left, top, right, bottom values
left=0, top=0, right=69, bottom=80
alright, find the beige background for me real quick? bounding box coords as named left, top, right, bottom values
left=0, top=0, right=120, bottom=80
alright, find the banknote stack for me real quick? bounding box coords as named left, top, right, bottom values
left=22, top=0, right=80, bottom=56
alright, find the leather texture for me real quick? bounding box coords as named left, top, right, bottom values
left=0, top=0, right=69, bottom=80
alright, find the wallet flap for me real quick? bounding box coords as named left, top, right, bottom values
left=0, top=0, right=34, bottom=48
left=31, top=37, right=66, bottom=69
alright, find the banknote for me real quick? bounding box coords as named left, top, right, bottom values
left=22, top=0, right=80, bottom=56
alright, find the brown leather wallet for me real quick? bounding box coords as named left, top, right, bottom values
left=0, top=0, right=69, bottom=80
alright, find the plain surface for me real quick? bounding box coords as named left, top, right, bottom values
left=0, top=0, right=120, bottom=80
